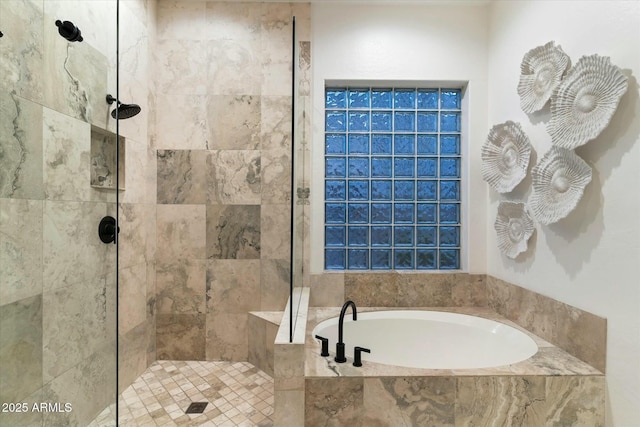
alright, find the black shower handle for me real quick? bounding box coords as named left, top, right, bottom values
left=98, top=216, right=119, bottom=244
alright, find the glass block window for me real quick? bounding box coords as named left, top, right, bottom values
left=324, top=87, right=462, bottom=270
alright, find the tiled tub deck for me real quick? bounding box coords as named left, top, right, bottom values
left=304, top=307, right=605, bottom=427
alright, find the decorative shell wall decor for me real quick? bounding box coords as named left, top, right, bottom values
left=481, top=121, right=532, bottom=193
left=518, top=41, right=571, bottom=114
left=494, top=201, right=535, bottom=259
left=529, top=146, right=592, bottom=225
left=548, top=54, right=629, bottom=149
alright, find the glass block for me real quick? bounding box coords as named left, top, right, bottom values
left=439, top=226, right=460, bottom=247
left=417, top=180, right=437, bottom=200
left=348, top=203, right=369, bottom=223
left=394, top=249, right=414, bottom=269
left=325, top=249, right=345, bottom=270
left=348, top=134, right=369, bottom=154
left=417, top=158, right=437, bottom=177
left=348, top=249, right=369, bottom=269
left=441, top=89, right=461, bottom=110
left=371, top=180, right=392, bottom=200
left=394, top=112, right=415, bottom=132
left=394, top=226, right=414, bottom=246
left=371, top=89, right=392, bottom=109
left=371, top=249, right=392, bottom=269
left=440, top=135, right=460, bottom=155
left=348, top=89, right=370, bottom=108
left=371, top=227, right=392, bottom=246
left=348, top=158, right=369, bottom=177
left=417, top=226, right=437, bottom=247
left=326, top=89, right=347, bottom=108
left=371, top=112, right=392, bottom=131
left=394, top=181, right=415, bottom=200
left=394, top=158, right=415, bottom=178
left=439, top=158, right=460, bottom=178
left=417, top=112, right=438, bottom=132
left=440, top=112, right=460, bottom=132
left=371, top=157, right=392, bottom=178
left=394, top=89, right=416, bottom=109
left=439, top=249, right=460, bottom=269
left=417, top=89, right=439, bottom=109
left=417, top=249, right=437, bottom=269
left=325, top=180, right=346, bottom=200
left=326, top=111, right=346, bottom=131
left=348, top=180, right=369, bottom=200
left=325, top=226, right=345, bottom=246
left=348, top=112, right=369, bottom=131
left=417, top=134, right=437, bottom=154
left=440, top=180, right=460, bottom=201
left=326, top=134, right=346, bottom=154
left=394, top=135, right=414, bottom=154
left=348, top=226, right=368, bottom=246
left=394, top=203, right=414, bottom=223
left=325, top=203, right=346, bottom=224
left=417, top=203, right=437, bottom=223
left=371, top=134, right=392, bottom=154
left=325, top=158, right=346, bottom=178
left=439, top=203, right=460, bottom=224
left=371, top=203, right=392, bottom=223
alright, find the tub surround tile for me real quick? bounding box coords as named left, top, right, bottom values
left=0, top=198, right=43, bottom=305
left=207, top=95, right=261, bottom=150
left=0, top=295, right=43, bottom=403
left=156, top=149, right=207, bottom=204
left=156, top=313, right=205, bottom=360
left=0, top=93, right=44, bottom=199
left=451, top=273, right=487, bottom=306
left=344, top=273, right=399, bottom=307
left=156, top=259, right=206, bottom=315
left=274, top=390, right=304, bottom=427
left=305, top=377, right=364, bottom=427
left=207, top=150, right=261, bottom=205
left=156, top=204, right=206, bottom=264
left=487, top=275, right=606, bottom=373
left=309, top=273, right=345, bottom=307
left=206, top=205, right=260, bottom=259
left=260, top=204, right=291, bottom=260
left=396, top=273, right=455, bottom=306
left=206, top=259, right=261, bottom=314
left=545, top=376, right=605, bottom=427
left=274, top=344, right=305, bottom=391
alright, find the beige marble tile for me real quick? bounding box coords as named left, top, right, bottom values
left=274, top=344, right=304, bottom=391
left=0, top=198, right=43, bottom=305
left=42, top=276, right=111, bottom=383
left=119, top=320, right=149, bottom=394
left=207, top=95, right=261, bottom=150
left=248, top=313, right=269, bottom=375
left=260, top=3, right=293, bottom=97
left=155, top=95, right=209, bottom=150
left=206, top=205, right=260, bottom=259
left=156, top=258, right=206, bottom=315
left=144, top=202, right=157, bottom=263
left=205, top=2, right=261, bottom=41
left=207, top=150, right=261, bottom=205
left=305, top=377, right=364, bottom=427
left=155, top=39, right=208, bottom=95
left=261, top=96, right=291, bottom=152
left=274, top=390, right=304, bottom=427
left=0, top=295, right=42, bottom=403
left=118, top=202, right=147, bottom=269
left=120, top=139, right=150, bottom=205
left=298, top=41, right=311, bottom=96
left=43, top=200, right=111, bottom=291
left=396, top=272, right=454, bottom=306
left=156, top=0, right=207, bottom=41
left=119, top=262, right=147, bottom=335
left=156, top=313, right=205, bottom=360
left=451, top=273, right=487, bottom=306
left=0, top=93, right=44, bottom=199
left=206, top=312, right=248, bottom=361
left=309, top=273, right=345, bottom=307
left=260, top=259, right=290, bottom=311
left=0, top=386, right=43, bottom=427
left=157, top=150, right=207, bottom=204
left=545, top=376, right=604, bottom=427
left=207, top=259, right=261, bottom=314
left=156, top=204, right=206, bottom=264
left=261, top=149, right=291, bottom=205
left=344, top=273, right=399, bottom=306
left=260, top=204, right=290, bottom=260
left=208, top=39, right=262, bottom=96
left=0, top=0, right=44, bottom=103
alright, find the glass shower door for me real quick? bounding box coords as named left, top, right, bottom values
left=0, top=1, right=118, bottom=426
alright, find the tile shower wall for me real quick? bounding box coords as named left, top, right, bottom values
left=0, top=1, right=156, bottom=425
left=154, top=1, right=310, bottom=361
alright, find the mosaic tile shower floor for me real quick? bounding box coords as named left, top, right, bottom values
left=88, top=361, right=273, bottom=427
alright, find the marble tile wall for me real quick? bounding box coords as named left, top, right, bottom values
left=0, top=0, right=156, bottom=425
left=154, top=1, right=311, bottom=362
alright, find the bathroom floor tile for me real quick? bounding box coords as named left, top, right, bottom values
left=88, top=361, right=274, bottom=427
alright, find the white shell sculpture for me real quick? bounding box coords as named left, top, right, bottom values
left=481, top=121, right=532, bottom=193
left=518, top=41, right=571, bottom=114
left=494, top=201, right=535, bottom=259
left=548, top=54, right=628, bottom=149
left=529, top=147, right=592, bottom=225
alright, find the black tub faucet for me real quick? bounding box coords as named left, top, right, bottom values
left=335, top=300, right=357, bottom=363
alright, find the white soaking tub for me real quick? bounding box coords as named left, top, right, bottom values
left=312, top=310, right=538, bottom=369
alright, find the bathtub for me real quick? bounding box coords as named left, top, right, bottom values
left=312, top=310, right=538, bottom=369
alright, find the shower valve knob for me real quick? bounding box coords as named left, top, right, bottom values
left=98, top=216, right=119, bottom=244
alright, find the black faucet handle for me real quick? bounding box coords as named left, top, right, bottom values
left=314, top=335, right=330, bottom=357
left=353, top=346, right=371, bottom=367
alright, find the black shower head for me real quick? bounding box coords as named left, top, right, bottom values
left=106, top=94, right=141, bottom=120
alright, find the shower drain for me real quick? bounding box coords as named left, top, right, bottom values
left=185, top=402, right=208, bottom=414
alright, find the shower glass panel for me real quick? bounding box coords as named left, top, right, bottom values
left=0, top=1, right=118, bottom=426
